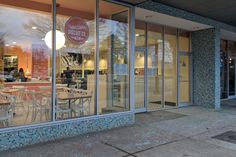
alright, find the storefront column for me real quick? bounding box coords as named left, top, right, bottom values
left=192, top=28, right=221, bottom=110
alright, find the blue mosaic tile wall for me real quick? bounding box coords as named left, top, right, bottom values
left=0, top=112, right=134, bottom=151
left=191, top=28, right=221, bottom=109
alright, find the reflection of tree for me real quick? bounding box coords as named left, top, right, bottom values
left=23, top=13, right=93, bottom=51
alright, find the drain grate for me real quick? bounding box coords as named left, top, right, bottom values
left=212, top=131, right=236, bottom=144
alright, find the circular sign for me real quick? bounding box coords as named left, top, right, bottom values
left=65, top=17, right=89, bottom=45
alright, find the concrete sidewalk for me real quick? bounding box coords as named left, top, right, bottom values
left=2, top=105, right=236, bottom=157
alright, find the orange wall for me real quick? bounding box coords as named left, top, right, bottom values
left=4, top=46, right=32, bottom=75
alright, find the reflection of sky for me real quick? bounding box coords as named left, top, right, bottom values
left=0, top=6, right=50, bottom=51
left=0, top=6, right=128, bottom=53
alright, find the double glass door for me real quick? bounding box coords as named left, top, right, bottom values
left=134, top=22, right=191, bottom=112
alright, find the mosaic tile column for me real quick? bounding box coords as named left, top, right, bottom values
left=192, top=28, right=221, bottom=110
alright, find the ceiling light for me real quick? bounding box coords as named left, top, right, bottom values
left=136, top=34, right=140, bottom=37
left=12, top=41, right=16, bottom=44
left=5, top=44, right=9, bottom=47
left=45, top=30, right=65, bottom=50
left=32, top=26, right=37, bottom=30
left=157, top=39, right=162, bottom=43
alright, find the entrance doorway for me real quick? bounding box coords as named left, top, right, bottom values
left=220, top=40, right=236, bottom=100
left=134, top=21, right=192, bottom=113
left=178, top=52, right=192, bottom=106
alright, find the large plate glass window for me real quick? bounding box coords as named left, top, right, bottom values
left=99, top=0, right=130, bottom=114
left=0, top=0, right=52, bottom=128
left=55, top=0, right=96, bottom=120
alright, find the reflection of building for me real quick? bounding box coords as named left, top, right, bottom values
left=0, top=0, right=236, bottom=151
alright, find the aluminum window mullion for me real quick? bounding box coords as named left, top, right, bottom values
left=144, top=23, right=148, bottom=111
left=95, top=0, right=99, bottom=115
left=129, top=6, right=135, bottom=112
left=51, top=0, right=57, bottom=122
left=177, top=29, right=180, bottom=107
left=162, top=26, right=165, bottom=108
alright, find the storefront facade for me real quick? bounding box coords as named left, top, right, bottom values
left=0, top=0, right=236, bottom=151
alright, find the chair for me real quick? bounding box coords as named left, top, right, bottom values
left=56, top=97, right=71, bottom=119
left=13, top=88, right=26, bottom=113
left=70, top=89, right=92, bottom=117
left=0, top=93, right=15, bottom=127
left=25, top=91, right=51, bottom=123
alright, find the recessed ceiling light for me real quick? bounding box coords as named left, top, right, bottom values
left=5, top=44, right=9, bottom=47
left=42, top=38, right=45, bottom=41
left=32, top=26, right=37, bottom=30
left=136, top=34, right=140, bottom=37
left=12, top=41, right=16, bottom=44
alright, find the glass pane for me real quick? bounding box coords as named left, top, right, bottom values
left=179, top=30, right=190, bottom=52
left=220, top=40, right=228, bottom=99
left=135, top=50, right=145, bottom=109
left=99, top=0, right=129, bottom=114
left=228, top=41, right=236, bottom=96
left=179, top=55, right=190, bottom=103
left=0, top=1, right=52, bottom=128
left=164, top=27, right=177, bottom=108
left=135, top=21, right=145, bottom=109
left=229, top=58, right=235, bottom=96
left=55, top=0, right=96, bottom=120
left=147, top=24, right=163, bottom=110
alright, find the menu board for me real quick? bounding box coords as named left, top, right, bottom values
left=32, top=44, right=49, bottom=80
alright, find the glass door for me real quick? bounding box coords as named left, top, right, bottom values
left=229, top=58, right=236, bottom=97
left=134, top=49, right=147, bottom=112
left=178, top=52, right=192, bottom=106
left=134, top=21, right=147, bottom=112
left=147, top=24, right=163, bottom=111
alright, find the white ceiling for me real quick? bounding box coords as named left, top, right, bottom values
left=135, top=7, right=212, bottom=31
left=221, top=30, right=236, bottom=42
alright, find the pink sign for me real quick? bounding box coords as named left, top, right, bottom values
left=65, top=17, right=89, bottom=45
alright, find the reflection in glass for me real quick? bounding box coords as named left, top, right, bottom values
left=55, top=0, right=96, bottom=120
left=220, top=40, right=228, bottom=99
left=0, top=1, right=52, bottom=128
left=135, top=21, right=146, bottom=109
left=229, top=58, right=235, bottom=96
left=179, top=55, right=190, bottom=103
left=99, top=0, right=129, bottom=114
left=147, top=24, right=163, bottom=110
left=164, top=27, right=177, bottom=107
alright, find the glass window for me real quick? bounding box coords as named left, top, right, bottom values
left=147, top=24, right=163, bottom=110
left=179, top=30, right=190, bottom=52
left=0, top=0, right=52, bottom=128
left=220, top=40, right=228, bottom=99
left=99, top=0, right=129, bottom=114
left=55, top=0, right=96, bottom=120
left=135, top=21, right=146, bottom=109
left=164, top=27, right=177, bottom=107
